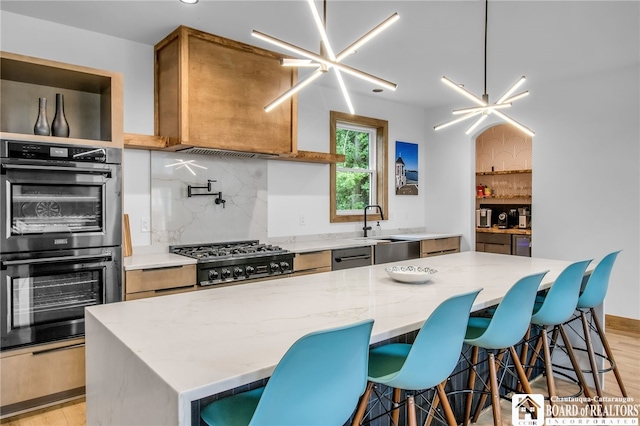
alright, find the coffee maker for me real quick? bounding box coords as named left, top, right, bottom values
left=518, top=207, right=531, bottom=229
left=476, top=208, right=492, bottom=228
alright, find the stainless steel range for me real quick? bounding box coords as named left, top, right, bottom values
left=170, top=241, right=294, bottom=286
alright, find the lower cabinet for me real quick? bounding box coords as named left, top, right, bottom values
left=476, top=232, right=511, bottom=255
left=0, top=338, right=85, bottom=416
left=292, top=250, right=332, bottom=276
left=125, top=264, right=197, bottom=300
left=420, top=236, right=460, bottom=257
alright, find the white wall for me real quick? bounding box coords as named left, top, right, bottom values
left=424, top=65, right=640, bottom=320
left=268, top=84, right=428, bottom=238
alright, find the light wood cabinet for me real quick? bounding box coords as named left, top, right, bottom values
left=292, top=250, right=332, bottom=276
left=0, top=51, right=123, bottom=148
left=420, top=237, right=460, bottom=258
left=154, top=26, right=297, bottom=156
left=0, top=339, right=85, bottom=415
left=476, top=232, right=511, bottom=255
left=125, top=264, right=196, bottom=300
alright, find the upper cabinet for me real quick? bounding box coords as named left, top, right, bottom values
left=0, top=51, right=123, bottom=148
left=154, top=26, right=297, bottom=156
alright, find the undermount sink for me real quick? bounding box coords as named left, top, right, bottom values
left=373, top=239, right=421, bottom=265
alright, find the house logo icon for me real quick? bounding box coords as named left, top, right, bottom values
left=512, top=394, right=544, bottom=426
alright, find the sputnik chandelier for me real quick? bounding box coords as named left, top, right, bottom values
left=434, top=0, right=534, bottom=137
left=252, top=0, right=399, bottom=114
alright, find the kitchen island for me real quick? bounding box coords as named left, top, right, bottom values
left=85, top=252, right=590, bottom=426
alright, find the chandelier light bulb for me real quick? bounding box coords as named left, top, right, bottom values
left=252, top=2, right=398, bottom=113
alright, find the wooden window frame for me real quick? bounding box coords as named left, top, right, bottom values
left=330, top=111, right=388, bottom=224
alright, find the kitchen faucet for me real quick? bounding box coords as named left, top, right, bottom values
left=363, top=205, right=385, bottom=237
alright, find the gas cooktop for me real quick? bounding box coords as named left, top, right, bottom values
left=170, top=240, right=288, bottom=261
left=170, top=241, right=294, bottom=286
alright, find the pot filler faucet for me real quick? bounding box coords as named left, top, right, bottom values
left=363, top=205, right=385, bottom=237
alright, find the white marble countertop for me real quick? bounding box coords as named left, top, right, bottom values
left=122, top=232, right=461, bottom=269
left=276, top=232, right=461, bottom=253
left=123, top=252, right=197, bottom=271
left=87, top=250, right=583, bottom=426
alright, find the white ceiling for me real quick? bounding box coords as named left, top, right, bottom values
left=1, top=1, right=638, bottom=110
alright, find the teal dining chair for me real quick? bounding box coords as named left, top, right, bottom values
left=565, top=250, right=626, bottom=399
left=462, top=271, right=548, bottom=426
left=524, top=260, right=593, bottom=408
left=200, top=319, right=374, bottom=426
left=351, top=289, right=483, bottom=426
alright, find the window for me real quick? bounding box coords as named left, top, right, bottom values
left=330, top=111, right=388, bottom=223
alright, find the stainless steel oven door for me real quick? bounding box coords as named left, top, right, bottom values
left=1, top=160, right=121, bottom=253
left=1, top=247, right=122, bottom=351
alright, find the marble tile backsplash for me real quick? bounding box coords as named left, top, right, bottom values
left=150, top=151, right=268, bottom=245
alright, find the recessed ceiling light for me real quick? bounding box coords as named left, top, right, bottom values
left=180, top=0, right=199, bottom=4
left=373, top=89, right=383, bottom=93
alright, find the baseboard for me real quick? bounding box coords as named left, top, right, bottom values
left=605, top=314, right=640, bottom=334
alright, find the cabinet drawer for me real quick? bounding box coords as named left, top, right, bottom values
left=1, top=341, right=85, bottom=408
left=421, top=237, right=460, bottom=257
left=125, top=264, right=196, bottom=294
left=294, top=250, right=332, bottom=272
left=477, top=242, right=511, bottom=255
left=125, top=285, right=197, bottom=300
left=476, top=232, right=511, bottom=245
left=291, top=266, right=332, bottom=277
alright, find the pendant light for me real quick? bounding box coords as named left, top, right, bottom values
left=252, top=0, right=399, bottom=113
left=434, top=0, right=534, bottom=137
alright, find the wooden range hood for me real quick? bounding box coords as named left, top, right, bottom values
left=124, top=26, right=343, bottom=164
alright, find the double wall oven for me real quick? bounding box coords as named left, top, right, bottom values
left=1, top=139, right=122, bottom=351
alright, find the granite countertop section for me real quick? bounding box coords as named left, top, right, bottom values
left=87, top=251, right=582, bottom=414
left=476, top=226, right=532, bottom=235
left=277, top=232, right=461, bottom=254
left=123, top=253, right=197, bottom=271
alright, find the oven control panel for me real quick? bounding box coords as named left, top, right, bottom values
left=3, top=140, right=108, bottom=163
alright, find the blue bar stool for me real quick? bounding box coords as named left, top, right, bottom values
left=350, top=289, right=482, bottom=426
left=463, top=271, right=548, bottom=426
left=523, top=260, right=593, bottom=409
left=200, top=319, right=374, bottom=426
left=564, top=250, right=626, bottom=399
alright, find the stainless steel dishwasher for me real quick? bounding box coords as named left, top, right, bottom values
left=331, top=246, right=373, bottom=270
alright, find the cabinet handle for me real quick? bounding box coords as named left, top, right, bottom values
left=154, top=285, right=194, bottom=293
left=334, top=254, right=371, bottom=262
left=141, top=265, right=185, bottom=272
left=32, top=343, right=85, bottom=356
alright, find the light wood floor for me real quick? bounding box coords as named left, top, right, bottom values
left=1, top=329, right=638, bottom=426
left=473, top=327, right=640, bottom=426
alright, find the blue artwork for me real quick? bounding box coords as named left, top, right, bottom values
left=395, top=141, right=418, bottom=195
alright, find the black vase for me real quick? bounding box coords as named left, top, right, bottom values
left=33, top=97, right=50, bottom=136
left=51, top=93, right=70, bottom=138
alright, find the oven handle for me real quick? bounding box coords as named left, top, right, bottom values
left=2, top=253, right=113, bottom=267
left=1, top=163, right=112, bottom=177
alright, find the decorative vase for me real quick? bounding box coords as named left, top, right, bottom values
left=33, top=97, right=50, bottom=136
left=51, top=93, right=70, bottom=137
